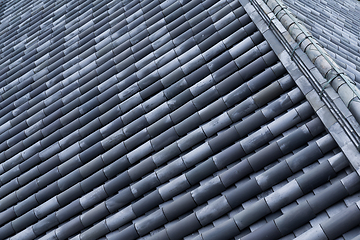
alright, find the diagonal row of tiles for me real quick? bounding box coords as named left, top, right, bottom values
left=0, top=0, right=360, bottom=240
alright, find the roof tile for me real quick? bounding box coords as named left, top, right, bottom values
left=0, top=0, right=359, bottom=239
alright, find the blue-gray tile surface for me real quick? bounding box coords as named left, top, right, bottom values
left=0, top=0, right=360, bottom=240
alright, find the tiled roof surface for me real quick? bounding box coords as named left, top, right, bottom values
left=0, top=0, right=359, bottom=240
left=283, top=0, right=360, bottom=84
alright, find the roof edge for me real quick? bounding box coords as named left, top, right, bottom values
left=264, top=0, right=360, bottom=124
left=238, top=0, right=360, bottom=173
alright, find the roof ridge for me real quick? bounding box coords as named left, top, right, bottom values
left=264, top=0, right=360, bottom=124
left=242, top=0, right=360, bottom=173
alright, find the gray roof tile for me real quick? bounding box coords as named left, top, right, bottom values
left=0, top=0, right=360, bottom=239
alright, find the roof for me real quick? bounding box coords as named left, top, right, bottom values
left=0, top=0, right=360, bottom=239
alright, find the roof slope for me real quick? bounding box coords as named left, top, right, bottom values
left=0, top=0, right=359, bottom=240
